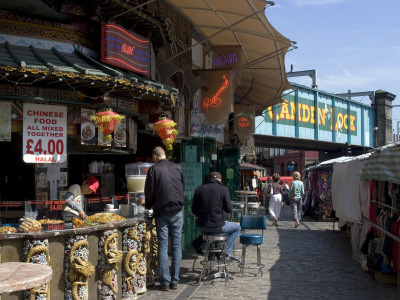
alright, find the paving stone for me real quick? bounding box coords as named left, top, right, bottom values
left=140, top=206, right=399, bottom=299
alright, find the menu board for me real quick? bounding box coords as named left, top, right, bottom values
left=23, top=103, right=67, bottom=164
left=180, top=163, right=202, bottom=191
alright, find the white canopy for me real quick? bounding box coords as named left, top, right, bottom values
left=164, top=0, right=295, bottom=115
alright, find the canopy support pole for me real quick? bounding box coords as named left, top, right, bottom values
left=156, top=5, right=274, bottom=65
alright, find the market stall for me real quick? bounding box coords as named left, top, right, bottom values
left=0, top=197, right=156, bottom=300
left=307, top=144, right=400, bottom=289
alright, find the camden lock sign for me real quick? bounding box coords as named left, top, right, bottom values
left=264, top=95, right=357, bottom=135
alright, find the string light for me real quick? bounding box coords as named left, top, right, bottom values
left=0, top=65, right=179, bottom=104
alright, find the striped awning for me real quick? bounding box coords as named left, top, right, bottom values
left=360, top=143, right=400, bottom=184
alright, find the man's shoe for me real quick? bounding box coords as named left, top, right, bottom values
left=169, top=283, right=178, bottom=290
left=160, top=284, right=170, bottom=291
left=226, top=254, right=241, bottom=262
left=294, top=220, right=300, bottom=228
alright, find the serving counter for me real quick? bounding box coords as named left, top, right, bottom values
left=0, top=216, right=157, bottom=300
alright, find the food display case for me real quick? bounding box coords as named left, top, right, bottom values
left=0, top=199, right=65, bottom=232
left=0, top=193, right=152, bottom=234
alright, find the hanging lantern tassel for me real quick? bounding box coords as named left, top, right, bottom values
left=90, top=109, right=124, bottom=143
left=153, top=117, right=179, bottom=150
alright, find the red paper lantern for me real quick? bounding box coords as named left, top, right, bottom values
left=90, top=109, right=124, bottom=143
left=153, top=117, right=178, bottom=150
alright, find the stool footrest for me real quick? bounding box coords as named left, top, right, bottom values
left=238, top=263, right=265, bottom=269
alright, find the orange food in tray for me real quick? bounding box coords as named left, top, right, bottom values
left=0, top=226, right=17, bottom=233
left=73, top=218, right=85, bottom=228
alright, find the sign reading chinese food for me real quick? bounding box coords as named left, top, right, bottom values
left=101, top=23, right=151, bottom=76
left=23, top=103, right=67, bottom=164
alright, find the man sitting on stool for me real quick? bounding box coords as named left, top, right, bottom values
left=191, top=172, right=241, bottom=261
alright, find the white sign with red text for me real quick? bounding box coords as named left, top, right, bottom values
left=23, top=103, right=67, bottom=164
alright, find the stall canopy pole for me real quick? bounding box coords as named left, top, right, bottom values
left=156, top=5, right=272, bottom=65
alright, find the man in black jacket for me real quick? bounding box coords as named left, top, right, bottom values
left=191, top=172, right=241, bottom=259
left=145, top=146, right=185, bottom=291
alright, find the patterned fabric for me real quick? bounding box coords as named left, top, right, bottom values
left=361, top=144, right=400, bottom=184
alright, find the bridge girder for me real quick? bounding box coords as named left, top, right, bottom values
left=253, top=134, right=371, bottom=153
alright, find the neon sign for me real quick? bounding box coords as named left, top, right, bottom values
left=238, top=117, right=250, bottom=128
left=101, top=23, right=150, bottom=76
left=214, top=53, right=238, bottom=68
left=202, top=75, right=229, bottom=112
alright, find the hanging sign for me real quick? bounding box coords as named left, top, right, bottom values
left=204, top=45, right=242, bottom=69
left=101, top=23, right=150, bottom=76
left=200, top=70, right=233, bottom=125
left=23, top=103, right=67, bottom=164
left=234, top=104, right=255, bottom=143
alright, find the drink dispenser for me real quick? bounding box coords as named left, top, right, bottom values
left=125, top=162, right=153, bottom=216
left=125, top=162, right=153, bottom=192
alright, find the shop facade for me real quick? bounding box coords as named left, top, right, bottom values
left=0, top=1, right=294, bottom=299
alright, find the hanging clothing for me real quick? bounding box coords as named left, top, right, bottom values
left=392, top=220, right=400, bottom=272
left=332, top=160, right=363, bottom=223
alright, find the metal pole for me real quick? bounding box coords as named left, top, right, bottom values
left=157, top=5, right=273, bottom=65
left=110, top=0, right=156, bottom=21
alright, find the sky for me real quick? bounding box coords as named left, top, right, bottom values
left=266, top=0, right=400, bottom=135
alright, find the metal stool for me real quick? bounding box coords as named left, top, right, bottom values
left=199, top=233, right=229, bottom=286
left=247, top=202, right=260, bottom=214
left=239, top=215, right=267, bottom=276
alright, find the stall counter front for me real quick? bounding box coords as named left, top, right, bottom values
left=0, top=216, right=157, bottom=300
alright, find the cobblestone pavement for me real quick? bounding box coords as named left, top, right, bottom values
left=141, top=206, right=399, bottom=300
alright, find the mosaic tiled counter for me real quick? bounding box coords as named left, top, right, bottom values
left=0, top=218, right=157, bottom=300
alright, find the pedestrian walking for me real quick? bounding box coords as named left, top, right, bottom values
left=144, top=146, right=185, bottom=291
left=266, top=173, right=284, bottom=226
left=191, top=172, right=241, bottom=260
left=283, top=181, right=289, bottom=205
left=262, top=177, right=272, bottom=215
left=288, top=171, right=305, bottom=228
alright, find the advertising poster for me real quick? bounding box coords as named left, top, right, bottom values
left=0, top=101, right=11, bottom=142
left=81, top=108, right=96, bottom=145
left=23, top=103, right=67, bottom=164
left=114, top=116, right=127, bottom=147
left=128, top=117, right=137, bottom=153
left=191, top=90, right=224, bottom=143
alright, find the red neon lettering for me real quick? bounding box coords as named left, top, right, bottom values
left=202, top=75, right=229, bottom=112
left=105, top=57, right=149, bottom=73
left=105, top=25, right=149, bottom=43
left=238, top=117, right=250, bottom=128
left=121, top=44, right=134, bottom=55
